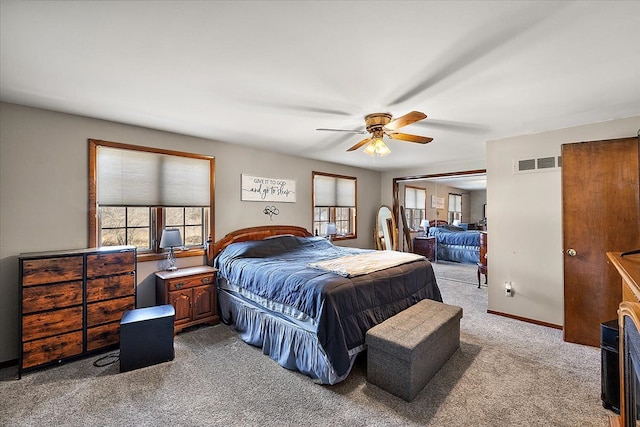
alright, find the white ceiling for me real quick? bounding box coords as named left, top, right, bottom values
left=1, top=1, right=639, bottom=174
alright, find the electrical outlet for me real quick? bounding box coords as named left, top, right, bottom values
left=505, top=281, right=513, bottom=297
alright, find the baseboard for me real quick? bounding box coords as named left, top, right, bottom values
left=0, top=359, right=18, bottom=369
left=486, top=310, right=563, bottom=330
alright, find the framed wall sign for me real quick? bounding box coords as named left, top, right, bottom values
left=241, top=174, right=296, bottom=203
left=431, top=195, right=445, bottom=209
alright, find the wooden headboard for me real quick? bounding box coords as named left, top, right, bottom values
left=429, top=220, right=449, bottom=227
left=212, top=225, right=313, bottom=259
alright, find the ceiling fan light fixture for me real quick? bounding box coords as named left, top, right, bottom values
left=364, top=137, right=391, bottom=157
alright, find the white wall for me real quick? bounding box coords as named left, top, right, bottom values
left=487, top=116, right=640, bottom=326
left=469, top=190, right=487, bottom=224
left=0, top=102, right=381, bottom=363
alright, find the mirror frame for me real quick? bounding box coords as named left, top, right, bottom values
left=375, top=205, right=398, bottom=251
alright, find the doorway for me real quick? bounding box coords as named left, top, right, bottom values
left=392, top=170, right=487, bottom=253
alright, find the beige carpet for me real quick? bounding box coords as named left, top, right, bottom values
left=0, top=261, right=612, bottom=426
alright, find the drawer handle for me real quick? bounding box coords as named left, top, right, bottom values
left=201, top=277, right=211, bottom=284
left=175, top=282, right=184, bottom=289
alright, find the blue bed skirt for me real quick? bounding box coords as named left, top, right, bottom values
left=436, top=244, right=480, bottom=264
left=218, top=287, right=358, bottom=385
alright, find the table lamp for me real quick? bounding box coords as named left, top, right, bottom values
left=325, top=223, right=337, bottom=242
left=420, top=219, right=429, bottom=236
left=159, top=228, right=182, bottom=271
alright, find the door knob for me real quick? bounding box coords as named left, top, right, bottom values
left=567, top=248, right=577, bottom=257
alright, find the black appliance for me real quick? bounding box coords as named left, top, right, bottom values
left=120, top=304, right=175, bottom=373
left=601, top=319, right=620, bottom=414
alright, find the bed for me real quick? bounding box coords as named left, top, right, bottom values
left=427, top=221, right=481, bottom=264
left=213, top=225, right=442, bottom=385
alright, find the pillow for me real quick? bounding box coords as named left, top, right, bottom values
left=221, top=237, right=294, bottom=259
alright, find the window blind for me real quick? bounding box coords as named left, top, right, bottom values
left=314, top=175, right=355, bottom=207
left=448, top=194, right=462, bottom=211
left=97, top=146, right=210, bottom=206
left=405, top=187, right=425, bottom=209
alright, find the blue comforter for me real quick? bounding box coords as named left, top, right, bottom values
left=215, top=235, right=442, bottom=382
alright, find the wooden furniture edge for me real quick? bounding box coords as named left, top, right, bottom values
left=608, top=252, right=640, bottom=302
left=212, top=225, right=313, bottom=259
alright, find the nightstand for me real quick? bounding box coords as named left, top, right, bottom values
left=155, top=266, right=219, bottom=333
left=413, top=236, right=435, bottom=261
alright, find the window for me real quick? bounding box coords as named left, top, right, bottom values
left=448, top=193, right=462, bottom=224
left=312, top=172, right=356, bottom=239
left=404, top=186, right=426, bottom=230
left=89, top=139, right=214, bottom=261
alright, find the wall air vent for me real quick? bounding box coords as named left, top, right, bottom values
left=513, top=155, right=561, bottom=174
left=537, top=156, right=556, bottom=169
left=518, top=159, right=536, bottom=171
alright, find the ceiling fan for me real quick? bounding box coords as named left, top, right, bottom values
left=317, top=111, right=433, bottom=157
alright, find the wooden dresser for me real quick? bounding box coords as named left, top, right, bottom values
left=413, top=236, right=435, bottom=261
left=19, top=246, right=136, bottom=377
left=155, top=266, right=219, bottom=333
left=607, top=252, right=640, bottom=427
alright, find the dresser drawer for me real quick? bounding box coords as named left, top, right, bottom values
left=21, top=256, right=83, bottom=286
left=22, top=306, right=83, bottom=342
left=167, top=273, right=215, bottom=291
left=87, top=296, right=135, bottom=327
left=86, top=251, right=135, bottom=277
left=86, top=273, right=135, bottom=302
left=87, top=322, right=121, bottom=351
left=22, top=281, right=83, bottom=314
left=22, top=331, right=83, bottom=369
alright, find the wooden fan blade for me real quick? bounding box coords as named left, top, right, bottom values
left=384, top=111, right=427, bottom=131
left=386, top=132, right=433, bottom=144
left=347, top=138, right=372, bottom=151
left=317, top=128, right=366, bottom=134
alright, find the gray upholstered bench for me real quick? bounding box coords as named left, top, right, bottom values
left=366, top=299, right=463, bottom=401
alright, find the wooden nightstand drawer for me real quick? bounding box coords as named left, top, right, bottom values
left=166, top=273, right=215, bottom=292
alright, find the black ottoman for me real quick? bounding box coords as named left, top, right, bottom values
left=120, top=304, right=175, bottom=373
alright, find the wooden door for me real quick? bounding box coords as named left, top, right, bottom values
left=563, top=137, right=639, bottom=346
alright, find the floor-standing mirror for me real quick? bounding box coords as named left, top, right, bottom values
left=375, top=205, right=398, bottom=251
